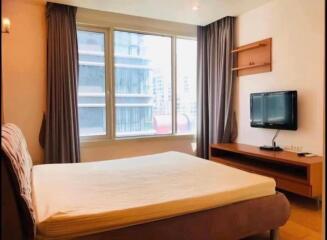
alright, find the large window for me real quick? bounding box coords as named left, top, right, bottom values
left=77, top=28, right=196, bottom=139
left=176, top=38, right=197, bottom=134
left=77, top=30, right=106, bottom=137
left=114, top=31, right=172, bottom=137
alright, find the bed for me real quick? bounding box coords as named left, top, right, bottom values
left=1, top=123, right=290, bottom=240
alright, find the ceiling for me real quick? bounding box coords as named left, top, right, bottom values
left=49, top=0, right=272, bottom=26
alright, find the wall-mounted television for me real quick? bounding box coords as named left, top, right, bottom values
left=250, top=91, right=297, bottom=130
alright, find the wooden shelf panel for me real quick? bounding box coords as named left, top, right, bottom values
left=276, top=178, right=312, bottom=197
left=232, top=62, right=270, bottom=71
left=212, top=156, right=314, bottom=197
left=210, top=155, right=308, bottom=184
left=232, top=43, right=266, bottom=53
left=211, top=143, right=322, bottom=166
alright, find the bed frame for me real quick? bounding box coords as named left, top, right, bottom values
left=1, top=143, right=290, bottom=240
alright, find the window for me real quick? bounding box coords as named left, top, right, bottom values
left=114, top=31, right=172, bottom=137
left=77, top=28, right=196, bottom=139
left=176, top=38, right=197, bottom=134
left=77, top=30, right=107, bottom=137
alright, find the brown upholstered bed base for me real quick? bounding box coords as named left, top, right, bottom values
left=2, top=149, right=290, bottom=240
left=73, top=192, right=290, bottom=240
left=1, top=132, right=290, bottom=240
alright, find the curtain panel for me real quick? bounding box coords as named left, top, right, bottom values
left=196, top=16, right=237, bottom=159
left=44, top=3, right=80, bottom=163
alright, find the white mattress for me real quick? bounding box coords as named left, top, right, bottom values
left=32, top=151, right=276, bottom=239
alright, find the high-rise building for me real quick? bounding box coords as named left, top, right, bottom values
left=77, top=30, right=195, bottom=137
left=114, top=31, right=155, bottom=137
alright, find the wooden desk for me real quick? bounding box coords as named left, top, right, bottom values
left=209, top=143, right=323, bottom=200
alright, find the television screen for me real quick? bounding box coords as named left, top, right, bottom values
left=250, top=91, right=297, bottom=130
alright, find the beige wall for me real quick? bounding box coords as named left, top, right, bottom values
left=2, top=0, right=46, bottom=165
left=234, top=0, right=325, bottom=155
left=2, top=1, right=196, bottom=164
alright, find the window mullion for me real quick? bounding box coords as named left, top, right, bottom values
left=107, top=28, right=115, bottom=139
left=172, top=36, right=177, bottom=135
left=105, top=28, right=110, bottom=139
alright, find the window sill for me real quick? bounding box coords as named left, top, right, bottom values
left=80, top=134, right=196, bottom=147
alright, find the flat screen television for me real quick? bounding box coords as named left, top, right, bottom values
left=250, top=90, right=297, bottom=130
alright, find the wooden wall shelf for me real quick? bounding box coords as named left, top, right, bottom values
left=231, top=43, right=266, bottom=53
left=232, top=62, right=270, bottom=71
left=232, top=38, right=272, bottom=76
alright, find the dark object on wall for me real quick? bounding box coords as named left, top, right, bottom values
left=45, top=3, right=80, bottom=163
left=196, top=16, right=236, bottom=159
left=250, top=90, right=297, bottom=130
left=39, top=113, right=46, bottom=148
left=230, top=111, right=238, bottom=142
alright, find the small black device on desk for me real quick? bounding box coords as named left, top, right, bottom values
left=297, top=152, right=316, bottom=157
left=260, top=145, right=283, bottom=151
left=259, top=130, right=283, bottom=151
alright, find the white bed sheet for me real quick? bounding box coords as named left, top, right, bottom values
left=32, top=151, right=276, bottom=239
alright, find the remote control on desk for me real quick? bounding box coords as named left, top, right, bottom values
left=297, top=152, right=316, bottom=157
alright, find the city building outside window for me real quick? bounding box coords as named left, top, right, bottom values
left=77, top=29, right=196, bottom=139
left=77, top=30, right=106, bottom=137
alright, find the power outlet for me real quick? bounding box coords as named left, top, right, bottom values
left=283, top=145, right=303, bottom=153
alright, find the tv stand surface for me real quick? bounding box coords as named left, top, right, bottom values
left=210, top=143, right=322, bottom=199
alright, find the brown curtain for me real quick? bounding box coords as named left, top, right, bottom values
left=196, top=16, right=236, bottom=159
left=44, top=3, right=80, bottom=163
